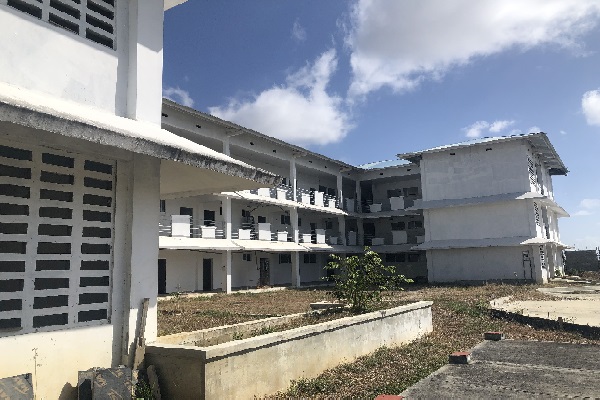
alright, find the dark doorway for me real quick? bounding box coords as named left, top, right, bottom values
left=203, top=258, right=213, bottom=291
left=203, top=210, right=215, bottom=226
left=363, top=222, right=375, bottom=246
left=158, top=259, right=166, bottom=295
left=259, top=258, right=270, bottom=287
left=310, top=222, right=317, bottom=244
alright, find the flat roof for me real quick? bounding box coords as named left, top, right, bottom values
left=397, top=133, right=568, bottom=175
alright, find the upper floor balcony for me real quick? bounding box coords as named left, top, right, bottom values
left=343, top=196, right=418, bottom=214
left=237, top=185, right=343, bottom=213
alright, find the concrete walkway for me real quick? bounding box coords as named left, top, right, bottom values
left=490, top=285, right=600, bottom=328
left=401, top=340, right=600, bottom=398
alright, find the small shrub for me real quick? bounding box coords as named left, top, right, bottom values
left=324, top=247, right=412, bottom=313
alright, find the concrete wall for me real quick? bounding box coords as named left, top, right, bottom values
left=0, top=0, right=165, bottom=122
left=427, top=201, right=531, bottom=241
left=421, top=141, right=530, bottom=201
left=146, top=301, right=433, bottom=399
left=427, top=246, right=538, bottom=282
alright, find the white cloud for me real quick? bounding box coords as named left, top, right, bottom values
left=209, top=49, right=351, bottom=146
left=347, top=0, right=600, bottom=98
left=291, top=19, right=307, bottom=43
left=560, top=130, right=568, bottom=135
left=572, top=198, right=600, bottom=217
left=489, top=120, right=515, bottom=133
left=463, top=121, right=489, bottom=138
left=582, top=89, right=600, bottom=126
left=462, top=119, right=515, bottom=137
left=528, top=126, right=542, bottom=133
left=163, top=86, right=194, bottom=107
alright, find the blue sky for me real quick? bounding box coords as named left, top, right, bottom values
left=163, top=1, right=600, bottom=250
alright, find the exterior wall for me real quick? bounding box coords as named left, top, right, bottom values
left=146, top=301, right=433, bottom=399
left=427, top=201, right=531, bottom=241
left=427, top=246, right=533, bottom=282
left=370, top=177, right=421, bottom=206
left=0, top=3, right=125, bottom=114
left=421, top=141, right=530, bottom=201
left=0, top=136, right=160, bottom=398
left=231, top=252, right=259, bottom=288
left=0, top=0, right=165, bottom=123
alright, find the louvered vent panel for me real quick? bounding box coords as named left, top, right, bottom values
left=0, top=140, right=115, bottom=336
left=1, top=0, right=116, bottom=49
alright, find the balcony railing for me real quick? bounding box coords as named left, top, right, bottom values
left=244, top=185, right=342, bottom=210
left=159, top=215, right=226, bottom=239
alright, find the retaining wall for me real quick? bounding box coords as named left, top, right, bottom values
left=146, top=301, right=433, bottom=399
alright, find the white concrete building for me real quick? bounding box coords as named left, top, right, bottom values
left=158, top=100, right=428, bottom=294
left=0, top=1, right=276, bottom=398
left=398, top=134, right=569, bottom=283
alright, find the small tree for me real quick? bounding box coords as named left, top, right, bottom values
left=324, top=247, right=412, bottom=313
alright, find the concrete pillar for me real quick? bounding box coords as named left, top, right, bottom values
left=124, top=154, right=160, bottom=366
left=336, top=172, right=343, bottom=208
left=127, top=0, right=164, bottom=125
left=223, top=250, right=232, bottom=293
left=357, top=217, right=364, bottom=246
left=290, top=207, right=299, bottom=243
left=355, top=180, right=362, bottom=212
left=222, top=136, right=231, bottom=156
left=338, top=215, right=346, bottom=245
left=223, top=196, right=232, bottom=239
left=291, top=252, right=301, bottom=287
left=290, top=158, right=297, bottom=201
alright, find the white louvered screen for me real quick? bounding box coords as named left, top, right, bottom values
left=533, top=202, right=541, bottom=227
left=539, top=245, right=546, bottom=269
left=0, top=0, right=116, bottom=49
left=0, top=140, right=115, bottom=336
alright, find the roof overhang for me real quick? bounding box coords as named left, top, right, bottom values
left=164, top=0, right=188, bottom=11
left=0, top=83, right=281, bottom=196
left=159, top=237, right=239, bottom=251
left=415, top=236, right=570, bottom=250
left=398, top=133, right=568, bottom=176
left=232, top=240, right=306, bottom=252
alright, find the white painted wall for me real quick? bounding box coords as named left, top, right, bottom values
left=421, top=141, right=530, bottom=201
left=427, top=201, right=531, bottom=241
left=427, top=246, right=531, bottom=282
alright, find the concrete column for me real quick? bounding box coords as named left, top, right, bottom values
left=291, top=252, right=301, bottom=287
left=290, top=158, right=297, bottom=201
left=127, top=0, right=164, bottom=125
left=124, top=154, right=160, bottom=366
left=223, top=250, right=232, bottom=293
left=290, top=207, right=299, bottom=243
left=355, top=180, right=362, bottom=212
left=222, top=136, right=230, bottom=156
left=223, top=196, right=232, bottom=239
left=336, top=172, right=343, bottom=208
left=357, top=217, right=364, bottom=246
left=337, top=215, right=346, bottom=245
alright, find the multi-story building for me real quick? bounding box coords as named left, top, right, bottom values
left=158, top=100, right=429, bottom=294
left=398, top=134, right=569, bottom=283
left=159, top=100, right=569, bottom=291
left=0, top=1, right=276, bottom=397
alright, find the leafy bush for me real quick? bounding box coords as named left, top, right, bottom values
left=324, top=247, right=412, bottom=313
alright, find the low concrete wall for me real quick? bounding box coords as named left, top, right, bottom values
left=146, top=301, right=433, bottom=399
left=156, top=312, right=307, bottom=347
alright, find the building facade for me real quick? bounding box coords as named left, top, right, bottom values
left=399, top=134, right=569, bottom=283
left=0, top=1, right=276, bottom=398
left=159, top=100, right=569, bottom=291
left=158, top=100, right=428, bottom=293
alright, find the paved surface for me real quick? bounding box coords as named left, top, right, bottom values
left=401, top=340, right=600, bottom=398
left=490, top=285, right=600, bottom=328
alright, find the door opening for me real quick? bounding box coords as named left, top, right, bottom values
left=259, top=258, right=270, bottom=287
left=522, top=251, right=533, bottom=280
left=158, top=259, right=167, bottom=295
left=203, top=258, right=213, bottom=291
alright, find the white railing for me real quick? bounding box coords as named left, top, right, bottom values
left=159, top=215, right=226, bottom=239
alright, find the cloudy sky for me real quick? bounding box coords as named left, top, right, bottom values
left=163, top=0, right=600, bottom=249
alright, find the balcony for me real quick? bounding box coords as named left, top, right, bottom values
left=233, top=220, right=292, bottom=242
left=344, top=197, right=417, bottom=214
left=159, top=215, right=226, bottom=239
left=242, top=185, right=342, bottom=211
